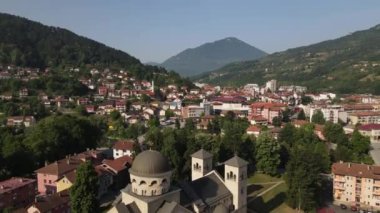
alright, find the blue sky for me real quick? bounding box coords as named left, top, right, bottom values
left=1, top=0, right=380, bottom=63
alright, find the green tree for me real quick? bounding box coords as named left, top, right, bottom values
left=175, top=118, right=180, bottom=129
left=278, top=123, right=297, bottom=146
left=323, top=122, right=347, bottom=144
left=272, top=116, right=282, bottom=127
left=70, top=162, right=99, bottom=213
left=297, top=109, right=306, bottom=120
left=165, top=109, right=175, bottom=120
left=286, top=146, right=321, bottom=212
left=110, top=110, right=121, bottom=121
left=311, top=110, right=325, bottom=124
left=255, top=132, right=280, bottom=176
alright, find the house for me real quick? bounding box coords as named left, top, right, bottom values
left=85, top=105, right=96, bottom=114
left=19, top=88, right=28, bottom=98
left=102, top=155, right=133, bottom=189
left=113, top=140, right=135, bottom=159
left=248, top=115, right=268, bottom=125
left=56, top=166, right=113, bottom=198
left=0, top=177, right=36, bottom=210
left=358, top=124, right=380, bottom=143
left=181, top=105, right=205, bottom=119
left=7, top=116, right=36, bottom=127
left=25, top=190, right=70, bottom=213
left=251, top=102, right=286, bottom=123
left=246, top=125, right=261, bottom=137
left=332, top=162, right=380, bottom=210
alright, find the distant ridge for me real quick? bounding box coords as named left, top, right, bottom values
left=195, top=24, right=380, bottom=95
left=161, top=37, right=267, bottom=76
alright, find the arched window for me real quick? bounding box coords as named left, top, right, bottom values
left=150, top=180, right=157, bottom=186
left=132, top=179, right=136, bottom=183
left=229, top=171, right=233, bottom=180
left=233, top=174, right=236, bottom=181
left=139, top=180, right=146, bottom=185
left=162, top=179, right=167, bottom=184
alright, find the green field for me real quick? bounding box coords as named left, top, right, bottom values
left=247, top=173, right=296, bottom=213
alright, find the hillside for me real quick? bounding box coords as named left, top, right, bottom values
left=0, top=13, right=192, bottom=87
left=161, top=37, right=267, bottom=76
left=195, top=25, right=380, bottom=95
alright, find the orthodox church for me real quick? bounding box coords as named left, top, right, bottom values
left=108, top=149, right=248, bottom=213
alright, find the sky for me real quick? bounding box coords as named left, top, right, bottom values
left=1, top=0, right=380, bottom=63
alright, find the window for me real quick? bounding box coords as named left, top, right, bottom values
left=44, top=179, right=47, bottom=183
left=139, top=180, right=146, bottom=185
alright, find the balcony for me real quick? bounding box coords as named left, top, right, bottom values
left=373, top=190, right=380, bottom=195
left=374, top=181, right=380, bottom=187
left=334, top=183, right=345, bottom=190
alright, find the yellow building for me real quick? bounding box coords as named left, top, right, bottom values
left=56, top=170, right=76, bottom=192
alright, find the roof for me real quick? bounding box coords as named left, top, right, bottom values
left=110, top=202, right=141, bottom=213
left=130, top=150, right=171, bottom=177
left=292, top=119, right=309, bottom=126
left=224, top=155, right=249, bottom=168
left=191, top=149, right=213, bottom=159
left=213, top=204, right=229, bottom=213
left=113, top=140, right=135, bottom=151
left=0, top=177, right=36, bottom=194
left=332, top=162, right=380, bottom=179
left=350, top=111, right=380, bottom=117
left=358, top=124, right=380, bottom=131
left=251, top=102, right=286, bottom=109
left=180, top=171, right=232, bottom=208
left=28, top=190, right=70, bottom=212
left=157, top=201, right=192, bottom=213
left=246, top=125, right=261, bottom=132
left=35, top=158, right=83, bottom=176
left=102, top=155, right=133, bottom=173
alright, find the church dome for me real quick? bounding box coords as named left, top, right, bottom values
left=130, top=150, right=171, bottom=177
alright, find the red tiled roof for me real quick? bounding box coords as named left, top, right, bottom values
left=0, top=177, right=36, bottom=194
left=358, top=124, right=380, bottom=131
left=29, top=190, right=70, bottom=212
left=113, top=140, right=135, bottom=151
left=350, top=111, right=380, bottom=117
left=332, top=162, right=380, bottom=179
left=246, top=125, right=261, bottom=132
left=35, top=158, right=83, bottom=176
left=102, top=155, right=133, bottom=173
left=292, top=120, right=309, bottom=126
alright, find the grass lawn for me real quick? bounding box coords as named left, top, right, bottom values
left=248, top=173, right=282, bottom=184
left=247, top=173, right=296, bottom=213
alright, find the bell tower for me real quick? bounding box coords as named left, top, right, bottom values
left=191, top=149, right=213, bottom=181
left=224, top=155, right=248, bottom=211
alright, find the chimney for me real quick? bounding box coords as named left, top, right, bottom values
left=348, top=163, right=351, bottom=168
left=368, top=165, right=370, bottom=170
left=45, top=161, right=48, bottom=166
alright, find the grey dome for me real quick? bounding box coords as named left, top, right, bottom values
left=213, top=204, right=229, bottom=213
left=130, top=150, right=171, bottom=176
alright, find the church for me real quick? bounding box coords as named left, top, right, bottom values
left=108, top=149, right=248, bottom=213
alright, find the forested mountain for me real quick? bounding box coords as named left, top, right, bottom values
left=0, top=13, right=192, bottom=87
left=161, top=37, right=267, bottom=76
left=195, top=25, right=380, bottom=94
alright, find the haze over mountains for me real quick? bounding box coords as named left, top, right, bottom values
left=195, top=24, right=380, bottom=95
left=160, top=37, right=267, bottom=77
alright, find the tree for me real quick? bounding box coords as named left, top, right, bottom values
left=350, top=129, right=370, bottom=157
left=311, top=110, right=325, bottom=124
left=165, top=109, right=175, bottom=120
left=255, top=132, right=280, bottom=176
left=278, top=123, right=297, bottom=146
left=297, top=109, right=306, bottom=120
left=70, top=162, right=99, bottom=213
left=272, top=116, right=282, bottom=127
left=323, top=122, right=347, bottom=144
left=286, top=146, right=321, bottom=212
left=148, top=116, right=160, bottom=128
left=301, top=96, right=313, bottom=105
left=175, top=118, right=180, bottom=129
left=110, top=110, right=121, bottom=121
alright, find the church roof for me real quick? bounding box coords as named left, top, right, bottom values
left=110, top=202, right=141, bottom=213
left=224, top=155, right=248, bottom=168
left=130, top=150, right=171, bottom=177
left=157, top=201, right=192, bottom=213
left=191, top=149, right=213, bottom=159
left=180, top=172, right=232, bottom=208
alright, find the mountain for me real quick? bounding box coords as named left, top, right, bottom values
left=0, top=13, right=193, bottom=87
left=145, top=62, right=161, bottom=66
left=195, top=25, right=380, bottom=95
left=161, top=37, right=267, bottom=76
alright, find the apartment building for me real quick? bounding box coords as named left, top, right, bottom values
left=332, top=162, right=380, bottom=209
left=358, top=124, right=380, bottom=143
left=349, top=112, right=380, bottom=125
